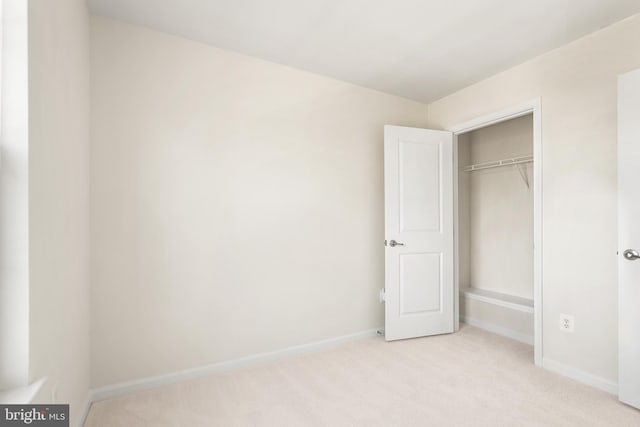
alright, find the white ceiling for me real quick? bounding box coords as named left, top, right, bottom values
left=87, top=0, right=640, bottom=103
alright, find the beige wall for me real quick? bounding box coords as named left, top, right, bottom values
left=428, top=13, right=640, bottom=383
left=90, top=16, right=428, bottom=387
left=28, top=0, right=91, bottom=424
left=459, top=115, right=533, bottom=299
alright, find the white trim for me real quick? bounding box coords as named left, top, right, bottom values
left=90, top=328, right=381, bottom=402
left=453, top=132, right=461, bottom=332
left=460, top=288, right=534, bottom=313
left=0, top=0, right=30, bottom=391
left=447, top=99, right=539, bottom=134
left=452, top=132, right=460, bottom=332
left=461, top=316, right=534, bottom=345
left=77, top=395, right=93, bottom=427
left=447, top=98, right=543, bottom=367
left=532, top=98, right=543, bottom=368
left=0, top=377, right=46, bottom=404
left=542, top=358, right=618, bottom=395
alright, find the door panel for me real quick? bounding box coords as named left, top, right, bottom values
left=384, top=125, right=453, bottom=341
left=618, top=68, right=640, bottom=410
left=399, top=141, right=441, bottom=232
left=400, top=253, right=442, bottom=314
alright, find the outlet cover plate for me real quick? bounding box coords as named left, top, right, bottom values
left=560, top=313, right=574, bottom=332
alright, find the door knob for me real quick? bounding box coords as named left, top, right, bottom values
left=389, top=240, right=405, bottom=247
left=623, top=249, right=640, bottom=261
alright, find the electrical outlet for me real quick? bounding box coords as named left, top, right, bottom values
left=560, top=314, right=574, bottom=333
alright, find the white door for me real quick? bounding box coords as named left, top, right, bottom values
left=618, top=69, right=640, bottom=410
left=384, top=125, right=454, bottom=341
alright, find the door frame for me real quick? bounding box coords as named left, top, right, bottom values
left=446, top=98, right=543, bottom=366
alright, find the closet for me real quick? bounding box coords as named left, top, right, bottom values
left=456, top=114, right=534, bottom=346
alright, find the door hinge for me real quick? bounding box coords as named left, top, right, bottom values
left=379, top=288, right=386, bottom=303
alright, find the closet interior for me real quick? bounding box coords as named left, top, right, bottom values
left=457, top=114, right=534, bottom=347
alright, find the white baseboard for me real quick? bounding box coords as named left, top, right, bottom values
left=542, top=358, right=618, bottom=395
left=77, top=395, right=93, bottom=427
left=461, top=316, right=618, bottom=395
left=460, top=316, right=534, bottom=345
left=81, top=324, right=619, bottom=422
left=89, top=328, right=381, bottom=402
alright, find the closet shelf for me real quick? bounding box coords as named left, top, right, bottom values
left=462, top=154, right=533, bottom=172
left=460, top=287, right=533, bottom=314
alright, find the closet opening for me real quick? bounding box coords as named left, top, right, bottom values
left=449, top=101, right=542, bottom=366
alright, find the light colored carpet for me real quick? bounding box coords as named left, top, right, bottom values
left=84, top=325, right=640, bottom=426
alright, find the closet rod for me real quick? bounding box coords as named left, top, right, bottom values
left=462, top=155, right=533, bottom=172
